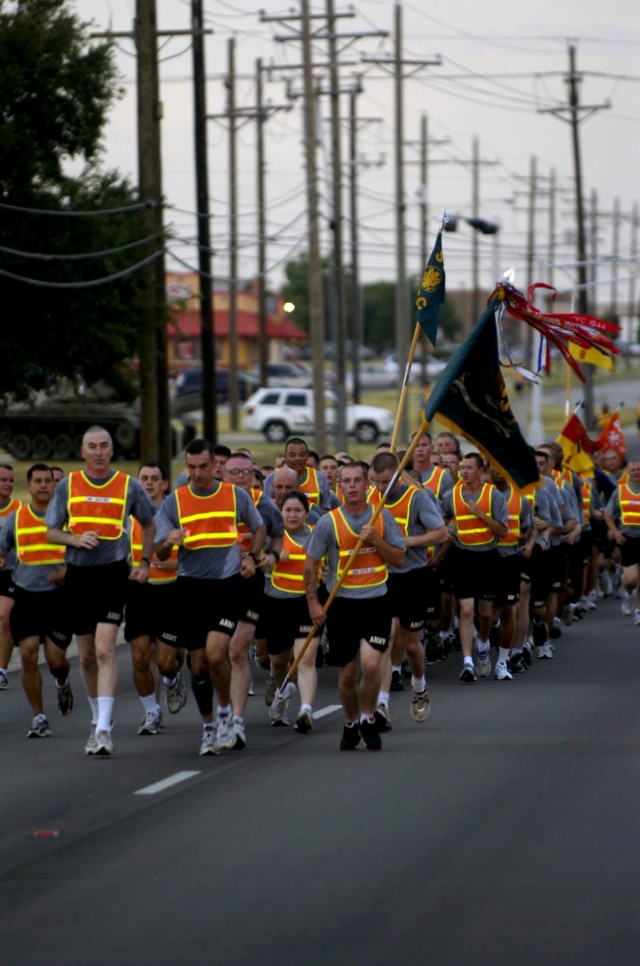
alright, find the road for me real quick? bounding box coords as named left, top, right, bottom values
left=1, top=596, right=639, bottom=965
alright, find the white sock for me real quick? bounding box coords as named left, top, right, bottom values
left=87, top=696, right=99, bottom=723
left=392, top=665, right=402, bottom=675
left=464, top=656, right=474, bottom=667
left=217, top=704, right=231, bottom=719
left=498, top=648, right=510, bottom=664
left=162, top=675, right=177, bottom=687
left=139, top=693, right=159, bottom=714
left=96, top=696, right=114, bottom=733
left=377, top=690, right=390, bottom=707
left=411, top=675, right=426, bottom=693
left=300, top=703, right=312, bottom=715
left=477, top=640, right=489, bottom=655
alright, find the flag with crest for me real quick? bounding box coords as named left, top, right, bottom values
left=415, top=231, right=445, bottom=346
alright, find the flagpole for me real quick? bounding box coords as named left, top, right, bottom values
left=565, top=363, right=572, bottom=417
left=390, top=323, right=422, bottom=452
left=390, top=221, right=446, bottom=453
left=281, top=418, right=430, bottom=688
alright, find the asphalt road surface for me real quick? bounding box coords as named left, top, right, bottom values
left=1, top=596, right=639, bottom=965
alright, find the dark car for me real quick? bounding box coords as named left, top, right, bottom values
left=173, top=367, right=257, bottom=415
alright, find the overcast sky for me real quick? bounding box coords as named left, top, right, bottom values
left=73, top=0, right=640, bottom=315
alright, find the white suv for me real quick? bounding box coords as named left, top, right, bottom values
left=243, top=387, right=395, bottom=444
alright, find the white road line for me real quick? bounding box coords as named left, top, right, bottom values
left=134, top=771, right=201, bottom=796
left=313, top=704, right=343, bottom=720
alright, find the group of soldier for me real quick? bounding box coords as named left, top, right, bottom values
left=0, top=419, right=638, bottom=755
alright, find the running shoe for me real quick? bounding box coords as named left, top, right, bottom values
left=359, top=718, right=382, bottom=750
left=494, top=661, right=513, bottom=681
left=294, top=712, right=313, bottom=734
left=56, top=679, right=74, bottom=716
left=634, top=610, right=640, bottom=626
left=214, top=715, right=236, bottom=751
left=231, top=718, right=247, bottom=750
left=476, top=651, right=492, bottom=678
left=459, top=663, right=477, bottom=683
left=339, top=723, right=361, bottom=750
left=247, top=679, right=255, bottom=697
left=374, top=703, right=392, bottom=732
left=522, top=645, right=533, bottom=668
left=138, top=709, right=162, bottom=735
left=411, top=689, right=430, bottom=722
left=390, top=670, right=405, bottom=692
left=621, top=592, right=634, bottom=617
left=26, top=713, right=51, bottom=738
left=537, top=643, right=554, bottom=659
left=85, top=725, right=98, bottom=755
left=507, top=653, right=525, bottom=674
left=165, top=672, right=187, bottom=714
left=0, top=668, right=8, bottom=689
left=94, top=730, right=114, bottom=755
left=199, top=725, right=216, bottom=756
left=264, top=673, right=276, bottom=707
left=562, top=605, right=574, bottom=626
left=269, top=693, right=290, bottom=727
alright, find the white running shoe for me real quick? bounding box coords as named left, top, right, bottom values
left=138, top=709, right=162, bottom=735
left=537, top=643, right=554, bottom=659
left=621, top=592, right=634, bottom=617
left=214, top=716, right=236, bottom=751
left=199, top=725, right=216, bottom=756
left=0, top=669, right=8, bottom=689
left=476, top=651, right=492, bottom=678
left=634, top=610, right=640, bottom=626
left=165, top=672, right=187, bottom=714
left=494, top=661, right=513, bottom=681
left=26, top=714, right=51, bottom=738
left=94, top=730, right=114, bottom=755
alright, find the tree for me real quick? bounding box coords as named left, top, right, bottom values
left=0, top=0, right=151, bottom=400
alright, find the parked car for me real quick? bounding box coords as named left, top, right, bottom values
left=243, top=387, right=395, bottom=444
left=251, top=362, right=313, bottom=387
left=173, top=367, right=257, bottom=415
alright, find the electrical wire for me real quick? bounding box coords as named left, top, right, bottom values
left=0, top=250, right=164, bottom=288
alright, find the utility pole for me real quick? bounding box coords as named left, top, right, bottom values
left=346, top=86, right=383, bottom=405
left=363, top=4, right=440, bottom=443
left=226, top=37, right=240, bottom=430
left=262, top=1, right=385, bottom=450
left=96, top=6, right=207, bottom=471
left=256, top=59, right=268, bottom=389
left=135, top=0, right=162, bottom=464
left=301, top=0, right=327, bottom=453
left=450, top=139, right=498, bottom=336
left=405, top=114, right=448, bottom=385
left=539, top=44, right=610, bottom=428
left=191, top=0, right=216, bottom=444
left=326, top=0, right=347, bottom=449
left=629, top=203, right=639, bottom=340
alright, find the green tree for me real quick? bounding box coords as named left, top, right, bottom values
left=0, top=0, right=149, bottom=400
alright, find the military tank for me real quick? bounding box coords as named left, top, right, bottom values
left=0, top=390, right=143, bottom=461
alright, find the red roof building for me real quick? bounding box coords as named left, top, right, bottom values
left=166, top=272, right=307, bottom=371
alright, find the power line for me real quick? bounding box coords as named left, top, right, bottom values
left=0, top=249, right=164, bottom=288
left=0, top=232, right=163, bottom=262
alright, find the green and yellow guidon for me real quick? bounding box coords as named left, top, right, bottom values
left=421, top=264, right=443, bottom=292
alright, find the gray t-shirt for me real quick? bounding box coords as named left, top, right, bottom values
left=0, top=509, right=64, bottom=592
left=154, top=483, right=265, bottom=580
left=45, top=470, right=156, bottom=567
left=306, top=504, right=404, bottom=599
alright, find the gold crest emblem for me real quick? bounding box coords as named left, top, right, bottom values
left=421, top=266, right=442, bottom=292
